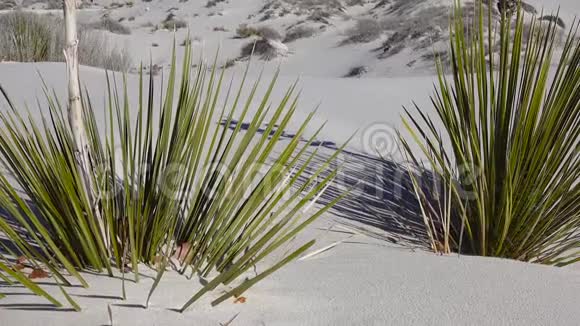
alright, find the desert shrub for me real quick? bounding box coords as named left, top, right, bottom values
left=236, top=23, right=260, bottom=38
left=400, top=2, right=579, bottom=265
left=0, top=12, right=132, bottom=71
left=86, top=16, right=131, bottom=35
left=213, top=25, right=228, bottom=32
left=0, top=0, right=17, bottom=10
left=283, top=25, right=316, bottom=43
left=240, top=38, right=288, bottom=60
left=256, top=25, right=281, bottom=40
left=539, top=15, right=566, bottom=29
left=520, top=1, right=537, bottom=14
left=387, top=0, right=436, bottom=15
left=496, top=0, right=517, bottom=15
left=105, top=1, right=125, bottom=9
left=222, top=58, right=236, bottom=68
left=45, top=0, right=62, bottom=9
left=78, top=31, right=132, bottom=72
left=236, top=23, right=281, bottom=40
left=341, top=18, right=382, bottom=45
left=308, top=9, right=331, bottom=23
left=161, top=13, right=187, bottom=30
left=376, top=31, right=407, bottom=58
left=0, top=44, right=343, bottom=310
left=343, top=65, right=367, bottom=78
left=345, top=0, right=365, bottom=6
left=241, top=39, right=271, bottom=58
left=205, top=0, right=225, bottom=7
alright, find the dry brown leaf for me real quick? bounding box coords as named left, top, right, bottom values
left=29, top=268, right=49, bottom=279
left=233, top=296, right=246, bottom=304
left=171, top=242, right=192, bottom=263
left=13, top=263, right=25, bottom=271
left=153, top=255, right=163, bottom=264
left=16, top=256, right=27, bottom=265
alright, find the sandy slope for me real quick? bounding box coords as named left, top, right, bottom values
left=0, top=62, right=579, bottom=325
left=4, top=0, right=577, bottom=78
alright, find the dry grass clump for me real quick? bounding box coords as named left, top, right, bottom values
left=44, top=0, right=62, bottom=9
left=0, top=11, right=132, bottom=71
left=78, top=31, right=132, bottom=72
left=260, top=0, right=343, bottom=21
left=21, top=0, right=92, bottom=9
left=236, top=23, right=281, bottom=40
left=86, top=16, right=131, bottom=35
left=283, top=25, right=316, bottom=43
left=539, top=15, right=566, bottom=29
left=240, top=39, right=275, bottom=59
left=0, top=0, right=17, bottom=10
left=213, top=26, right=228, bottom=32
left=236, top=23, right=260, bottom=38
left=341, top=18, right=382, bottom=45
left=206, top=0, right=226, bottom=7
left=240, top=37, right=288, bottom=61
left=343, top=65, right=368, bottom=78
left=161, top=13, right=187, bottom=30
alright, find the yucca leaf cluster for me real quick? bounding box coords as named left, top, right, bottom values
left=401, top=1, right=579, bottom=265
left=0, top=44, right=344, bottom=309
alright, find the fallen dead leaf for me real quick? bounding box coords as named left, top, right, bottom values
left=172, top=242, right=192, bottom=263
left=29, top=268, right=49, bottom=279
left=13, top=263, right=25, bottom=271
left=233, top=296, right=247, bottom=304
left=153, top=255, right=163, bottom=264
left=16, top=256, right=27, bottom=265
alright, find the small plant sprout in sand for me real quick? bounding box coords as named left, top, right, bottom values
left=400, top=1, right=579, bottom=265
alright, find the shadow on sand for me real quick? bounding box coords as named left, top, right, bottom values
left=223, top=119, right=441, bottom=249
left=0, top=303, right=76, bottom=312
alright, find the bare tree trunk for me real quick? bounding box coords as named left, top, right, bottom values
left=63, top=0, right=109, bottom=251
left=63, top=0, right=85, bottom=154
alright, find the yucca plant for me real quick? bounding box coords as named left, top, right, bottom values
left=0, top=42, right=346, bottom=310
left=400, top=1, right=579, bottom=265
left=0, top=11, right=51, bottom=62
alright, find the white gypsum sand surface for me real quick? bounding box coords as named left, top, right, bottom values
left=0, top=62, right=578, bottom=326
left=1, top=0, right=579, bottom=324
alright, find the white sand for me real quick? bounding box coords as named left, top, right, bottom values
left=1, top=0, right=579, bottom=325
left=0, top=215, right=579, bottom=325
left=1, top=62, right=579, bottom=325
